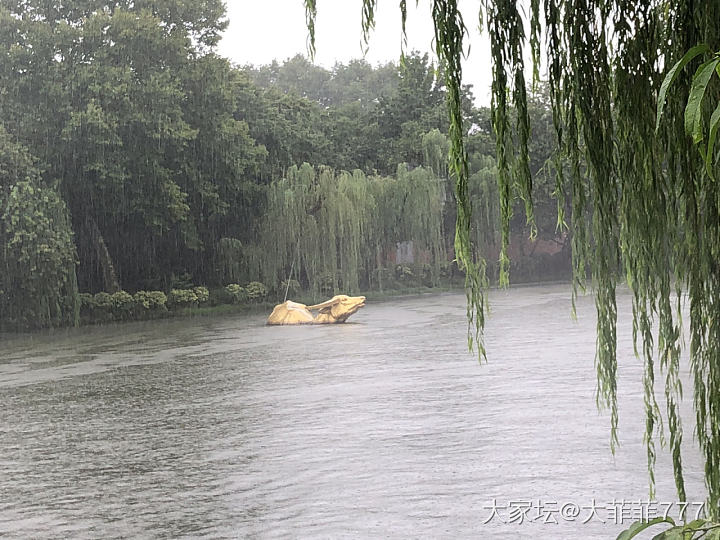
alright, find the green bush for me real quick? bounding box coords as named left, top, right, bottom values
left=421, top=263, right=435, bottom=287
left=89, top=292, right=114, bottom=322
left=168, top=288, right=198, bottom=309
left=133, top=290, right=168, bottom=318
left=78, top=293, right=95, bottom=321
left=93, top=292, right=112, bottom=309
left=79, top=293, right=94, bottom=310
left=110, top=291, right=134, bottom=320
left=245, top=281, right=268, bottom=301
left=395, top=264, right=415, bottom=282
left=192, top=286, right=209, bottom=305
left=225, top=284, right=248, bottom=304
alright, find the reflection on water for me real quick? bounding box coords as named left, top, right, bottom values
left=0, top=285, right=705, bottom=538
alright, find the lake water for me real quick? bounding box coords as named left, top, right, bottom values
left=0, top=284, right=706, bottom=538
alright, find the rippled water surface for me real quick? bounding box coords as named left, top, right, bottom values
left=0, top=285, right=706, bottom=538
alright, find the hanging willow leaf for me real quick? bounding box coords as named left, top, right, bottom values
left=304, top=0, right=317, bottom=59
left=361, top=0, right=378, bottom=53
left=656, top=43, right=710, bottom=133
left=529, top=0, right=541, bottom=87
left=430, top=0, right=487, bottom=359
left=707, top=101, right=720, bottom=179
left=683, top=57, right=719, bottom=143
left=615, top=516, right=675, bottom=540
left=648, top=526, right=685, bottom=540
left=400, top=0, right=408, bottom=58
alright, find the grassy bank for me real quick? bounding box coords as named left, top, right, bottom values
left=3, top=272, right=572, bottom=334
left=167, top=283, right=467, bottom=320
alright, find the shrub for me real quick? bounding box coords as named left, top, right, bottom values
left=133, top=290, right=168, bottom=318
left=110, top=291, right=134, bottom=320
left=79, top=293, right=94, bottom=310
left=395, top=264, right=414, bottom=282
left=192, top=286, right=209, bottom=305
left=90, top=292, right=114, bottom=322
left=93, top=292, right=112, bottom=309
left=245, top=281, right=268, bottom=301
left=421, top=263, right=435, bottom=287
left=225, top=284, right=248, bottom=304
left=168, top=288, right=198, bottom=309
left=78, top=293, right=96, bottom=321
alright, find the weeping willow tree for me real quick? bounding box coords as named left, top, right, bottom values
left=258, top=163, right=446, bottom=298
left=259, top=164, right=372, bottom=297
left=390, top=164, right=447, bottom=286
left=304, top=0, right=720, bottom=522
left=468, top=155, right=500, bottom=271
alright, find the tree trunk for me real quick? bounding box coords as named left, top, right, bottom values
left=87, top=218, right=120, bottom=293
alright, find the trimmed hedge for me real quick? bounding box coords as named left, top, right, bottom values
left=168, top=288, right=199, bottom=308
left=246, top=281, right=268, bottom=301
left=133, top=291, right=168, bottom=319
left=225, top=284, right=248, bottom=304
left=78, top=282, right=267, bottom=324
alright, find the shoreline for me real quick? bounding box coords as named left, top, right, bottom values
left=0, top=279, right=577, bottom=342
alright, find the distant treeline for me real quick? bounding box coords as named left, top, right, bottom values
left=0, top=0, right=567, bottom=331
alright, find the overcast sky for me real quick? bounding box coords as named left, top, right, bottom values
left=217, top=1, right=494, bottom=105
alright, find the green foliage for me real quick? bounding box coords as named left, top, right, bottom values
left=192, top=286, right=210, bottom=305
left=656, top=44, right=711, bottom=132
left=657, top=46, right=720, bottom=179
left=419, top=1, right=486, bottom=358
left=615, top=517, right=675, bottom=540
left=314, top=0, right=720, bottom=520
left=80, top=290, right=169, bottom=322
left=224, top=284, right=248, bottom=304
left=245, top=281, right=268, bottom=301
left=168, top=288, right=199, bottom=309
left=110, top=291, right=134, bottom=320
left=216, top=238, right=244, bottom=285
left=616, top=518, right=720, bottom=540
left=79, top=293, right=94, bottom=309
left=395, top=264, right=415, bottom=282
left=170, top=273, right=194, bottom=291
left=244, top=51, right=473, bottom=176
left=258, top=163, right=446, bottom=299
left=85, top=292, right=113, bottom=322
left=0, top=129, right=79, bottom=330
left=93, top=292, right=112, bottom=309
left=133, top=290, right=168, bottom=317
left=0, top=0, right=265, bottom=294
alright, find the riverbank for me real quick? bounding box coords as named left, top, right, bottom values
left=0, top=276, right=577, bottom=338
left=151, top=284, right=468, bottom=320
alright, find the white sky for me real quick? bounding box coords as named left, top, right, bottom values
left=217, top=1, right=494, bottom=105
